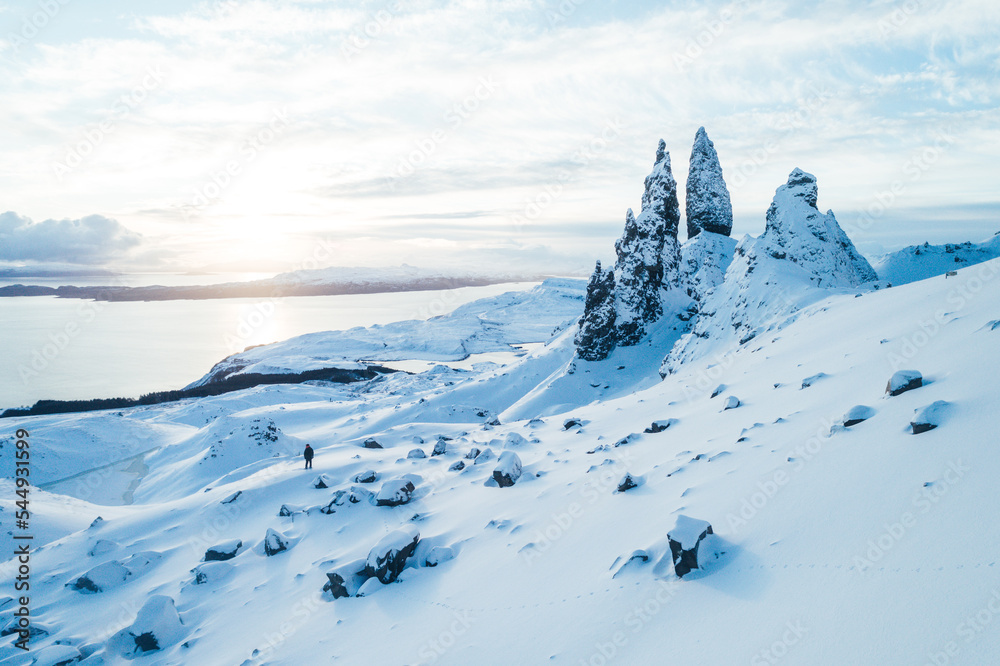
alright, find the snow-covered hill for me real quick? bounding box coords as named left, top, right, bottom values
left=872, top=232, right=1000, bottom=286
left=3, top=251, right=999, bottom=664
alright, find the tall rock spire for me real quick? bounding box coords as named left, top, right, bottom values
left=574, top=260, right=617, bottom=361
left=685, top=127, right=733, bottom=239
left=614, top=141, right=681, bottom=345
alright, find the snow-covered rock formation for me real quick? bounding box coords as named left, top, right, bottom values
left=662, top=168, right=876, bottom=375
left=685, top=127, right=733, bottom=239
left=574, top=261, right=617, bottom=361
left=614, top=140, right=683, bottom=345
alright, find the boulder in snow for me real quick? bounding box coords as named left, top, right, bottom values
left=220, top=490, right=242, bottom=504
left=204, top=539, right=242, bottom=562
left=722, top=396, right=741, bottom=411
left=504, top=432, right=529, bottom=449
left=363, top=438, right=383, bottom=449
left=363, top=526, right=420, bottom=584
left=801, top=372, right=828, bottom=389
left=68, top=560, right=132, bottom=593
left=354, top=469, right=377, bottom=483
left=644, top=419, right=678, bottom=433
left=375, top=479, right=416, bottom=507
left=616, top=472, right=642, bottom=492
left=407, top=448, right=427, bottom=459
left=312, top=474, right=332, bottom=489
left=432, top=439, right=448, bottom=456
left=278, top=504, right=303, bottom=517
left=465, top=447, right=481, bottom=459
left=667, top=515, right=714, bottom=578
left=492, top=451, right=523, bottom=488
left=563, top=418, right=584, bottom=430
left=449, top=460, right=466, bottom=472
left=323, top=562, right=367, bottom=599
left=911, top=400, right=948, bottom=434
left=87, top=539, right=119, bottom=557
left=887, top=370, right=923, bottom=396
left=424, top=546, right=456, bottom=567
left=263, top=528, right=291, bottom=556
left=843, top=405, right=876, bottom=427
left=107, top=595, right=184, bottom=658
left=473, top=447, right=496, bottom=465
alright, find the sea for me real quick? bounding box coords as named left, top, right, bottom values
left=0, top=275, right=539, bottom=410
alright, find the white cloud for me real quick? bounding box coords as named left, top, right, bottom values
left=0, top=211, right=143, bottom=263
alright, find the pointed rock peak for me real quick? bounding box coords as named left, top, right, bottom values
left=686, top=126, right=733, bottom=238
left=655, top=139, right=667, bottom=164
left=782, top=168, right=818, bottom=208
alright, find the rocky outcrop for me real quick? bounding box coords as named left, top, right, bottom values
left=615, top=141, right=682, bottom=345
left=686, top=127, right=733, bottom=239
left=363, top=526, right=420, bottom=584
left=574, top=261, right=618, bottom=361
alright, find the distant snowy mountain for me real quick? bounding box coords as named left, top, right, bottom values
left=871, top=232, right=1000, bottom=286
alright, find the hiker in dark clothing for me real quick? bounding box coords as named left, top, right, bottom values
left=303, top=444, right=314, bottom=469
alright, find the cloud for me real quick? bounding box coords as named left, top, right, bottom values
left=0, top=211, right=143, bottom=264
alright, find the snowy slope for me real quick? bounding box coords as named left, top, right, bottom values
left=871, top=232, right=1000, bottom=286
left=188, top=278, right=584, bottom=386
left=3, top=255, right=1000, bottom=665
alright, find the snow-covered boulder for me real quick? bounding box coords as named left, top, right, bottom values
left=312, top=474, right=332, bottom=489
left=354, top=469, right=377, bottom=483
left=492, top=451, right=523, bottom=488
left=465, top=446, right=482, bottom=459
left=575, top=260, right=618, bottom=361
left=263, top=528, right=291, bottom=556
left=221, top=490, right=242, bottom=504
left=204, top=539, right=242, bottom=562
left=323, top=561, right=368, bottom=599
left=107, top=595, right=185, bottom=657
left=449, top=461, right=466, bottom=472
left=686, top=126, right=733, bottom=239
left=616, top=472, right=642, bottom=492
left=363, top=526, right=420, bottom=584
left=363, top=438, right=383, bottom=449
left=191, top=561, right=233, bottom=585
left=801, top=372, right=828, bottom=389
left=503, top=432, right=529, bottom=449
left=432, top=439, right=448, bottom=456
left=375, top=479, right=416, bottom=507
left=278, top=503, right=303, bottom=517
left=473, top=447, right=496, bottom=465
left=407, top=448, right=426, bottom=459
left=843, top=405, right=876, bottom=427
left=424, top=546, right=456, bottom=567
left=68, top=560, right=132, bottom=593
left=667, top=515, right=714, bottom=578
left=87, top=539, right=119, bottom=557
left=911, top=401, right=948, bottom=434
left=644, top=418, right=678, bottom=433
left=722, top=396, right=741, bottom=411
left=887, top=370, right=923, bottom=396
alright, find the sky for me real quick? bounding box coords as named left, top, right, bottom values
left=0, top=0, right=998, bottom=276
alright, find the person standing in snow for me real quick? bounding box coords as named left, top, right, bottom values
left=303, top=444, right=314, bottom=469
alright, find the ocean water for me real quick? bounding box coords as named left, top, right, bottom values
left=0, top=281, right=539, bottom=409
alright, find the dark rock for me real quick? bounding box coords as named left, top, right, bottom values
left=354, top=469, right=377, bottom=483
left=363, top=526, right=420, bottom=584
left=220, top=491, right=242, bottom=504
left=563, top=418, right=584, bottom=430
left=465, top=447, right=481, bottom=460
left=432, top=440, right=448, bottom=456
left=843, top=405, right=876, bottom=427
left=492, top=451, right=523, bottom=488
left=363, top=438, right=383, bottom=449
left=644, top=419, right=678, bottom=433
left=263, top=528, right=290, bottom=556
left=204, top=539, right=242, bottom=562
left=667, top=515, right=714, bottom=578
left=575, top=260, right=618, bottom=361
left=686, top=127, right=733, bottom=238
left=911, top=400, right=948, bottom=434
left=312, top=475, right=332, bottom=489
left=887, top=370, right=922, bottom=396
left=449, top=460, right=466, bottom=472
left=616, top=472, right=640, bottom=492
left=375, top=479, right=416, bottom=507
